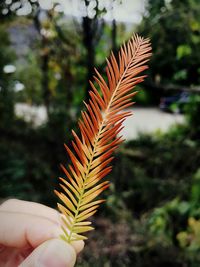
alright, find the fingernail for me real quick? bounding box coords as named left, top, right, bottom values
left=38, top=239, right=76, bottom=267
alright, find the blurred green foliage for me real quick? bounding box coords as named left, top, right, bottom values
left=186, top=94, right=200, bottom=138
left=0, top=25, right=16, bottom=128
left=138, top=0, right=200, bottom=86
left=16, top=52, right=43, bottom=104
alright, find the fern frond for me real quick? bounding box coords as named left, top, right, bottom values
left=55, top=34, right=152, bottom=243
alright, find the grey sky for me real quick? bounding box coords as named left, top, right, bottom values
left=37, top=0, right=146, bottom=23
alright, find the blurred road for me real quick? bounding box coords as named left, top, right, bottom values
left=121, top=107, right=185, bottom=140
left=15, top=104, right=185, bottom=140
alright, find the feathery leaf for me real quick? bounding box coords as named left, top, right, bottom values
left=55, top=34, right=152, bottom=243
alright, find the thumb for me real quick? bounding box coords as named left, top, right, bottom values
left=19, top=238, right=76, bottom=267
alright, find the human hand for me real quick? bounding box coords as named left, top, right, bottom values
left=0, top=199, right=84, bottom=267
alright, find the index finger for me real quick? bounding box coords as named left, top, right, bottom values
left=0, top=211, right=61, bottom=248
left=0, top=199, right=60, bottom=224
left=0, top=200, right=84, bottom=253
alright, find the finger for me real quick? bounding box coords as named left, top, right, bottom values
left=0, top=211, right=62, bottom=248
left=0, top=199, right=60, bottom=224
left=71, top=240, right=85, bottom=254
left=19, top=239, right=76, bottom=267
left=0, top=200, right=85, bottom=253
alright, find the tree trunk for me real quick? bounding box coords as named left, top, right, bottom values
left=33, top=9, right=50, bottom=117
left=82, top=16, right=95, bottom=102
left=111, top=19, right=117, bottom=54
left=41, top=49, right=50, bottom=115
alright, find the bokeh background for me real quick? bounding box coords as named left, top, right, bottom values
left=0, top=0, right=200, bottom=266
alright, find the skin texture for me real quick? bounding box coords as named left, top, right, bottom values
left=0, top=199, right=84, bottom=267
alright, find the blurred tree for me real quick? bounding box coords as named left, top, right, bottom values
left=186, top=94, right=200, bottom=138
left=0, top=1, right=75, bottom=117
left=80, top=0, right=105, bottom=101
left=0, top=0, right=124, bottom=107
left=16, top=52, right=42, bottom=105
left=0, top=26, right=16, bottom=129
left=0, top=0, right=39, bottom=20
left=80, top=0, right=123, bottom=100
left=138, top=0, right=200, bottom=87
left=109, top=0, right=123, bottom=54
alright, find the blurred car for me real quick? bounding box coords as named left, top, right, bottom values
left=159, top=91, right=190, bottom=113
